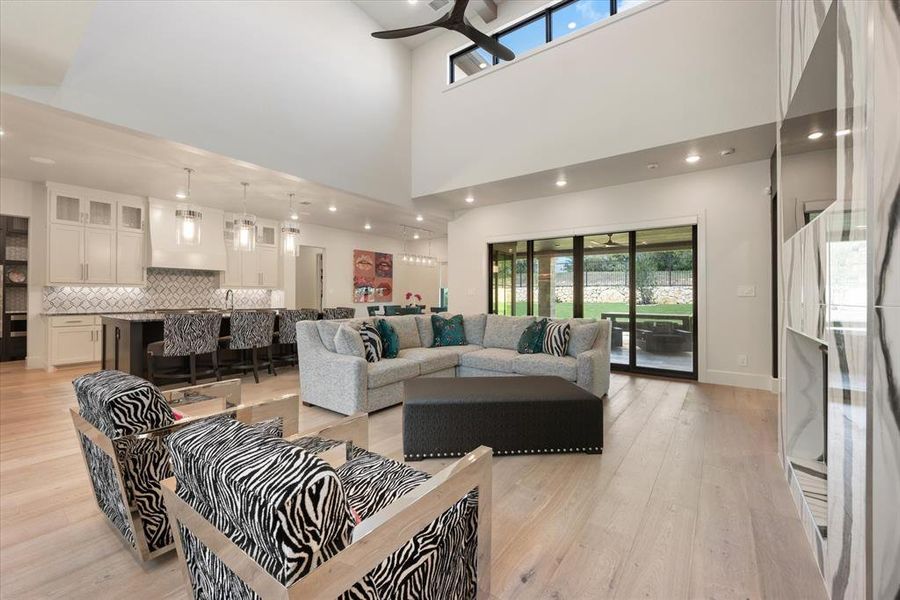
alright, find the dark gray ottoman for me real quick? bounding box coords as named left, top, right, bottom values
left=403, top=376, right=603, bottom=461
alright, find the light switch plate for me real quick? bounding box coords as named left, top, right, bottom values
left=737, top=285, right=756, bottom=297
left=737, top=354, right=748, bottom=367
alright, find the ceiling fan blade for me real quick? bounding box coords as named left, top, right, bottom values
left=460, top=23, right=516, bottom=61
left=449, top=0, right=471, bottom=21
left=371, top=24, right=439, bottom=39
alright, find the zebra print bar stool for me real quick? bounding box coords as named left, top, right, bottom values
left=274, top=308, right=317, bottom=368
left=221, top=310, right=276, bottom=384
left=322, top=307, right=355, bottom=319
left=146, top=312, right=223, bottom=386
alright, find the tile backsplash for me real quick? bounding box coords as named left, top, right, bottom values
left=43, top=268, right=280, bottom=314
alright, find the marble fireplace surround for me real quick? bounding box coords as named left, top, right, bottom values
left=42, top=268, right=284, bottom=314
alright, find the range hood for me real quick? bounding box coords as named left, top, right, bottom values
left=149, top=198, right=227, bottom=271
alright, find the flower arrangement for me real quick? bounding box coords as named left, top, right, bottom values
left=405, top=291, right=423, bottom=307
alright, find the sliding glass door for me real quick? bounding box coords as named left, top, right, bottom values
left=488, top=225, right=697, bottom=378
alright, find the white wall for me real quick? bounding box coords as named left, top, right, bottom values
left=410, top=0, right=777, bottom=197
left=447, top=160, right=773, bottom=390
left=286, top=222, right=441, bottom=317
left=0, top=177, right=47, bottom=368
left=295, top=246, right=322, bottom=310
left=3, top=0, right=412, bottom=205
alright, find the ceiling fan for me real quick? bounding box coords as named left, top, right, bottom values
left=371, top=0, right=515, bottom=62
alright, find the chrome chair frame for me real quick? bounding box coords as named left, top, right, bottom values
left=71, top=379, right=300, bottom=562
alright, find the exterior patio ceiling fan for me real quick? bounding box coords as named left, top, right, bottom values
left=371, top=0, right=515, bottom=61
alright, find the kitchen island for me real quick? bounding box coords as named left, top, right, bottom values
left=99, top=310, right=283, bottom=378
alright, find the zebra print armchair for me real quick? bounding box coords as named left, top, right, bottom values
left=161, top=414, right=492, bottom=599
left=70, top=370, right=300, bottom=562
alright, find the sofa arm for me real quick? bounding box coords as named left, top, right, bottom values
left=577, top=348, right=610, bottom=398
left=298, top=349, right=367, bottom=415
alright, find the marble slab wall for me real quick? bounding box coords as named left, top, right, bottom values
left=42, top=268, right=278, bottom=314
left=778, top=0, right=834, bottom=120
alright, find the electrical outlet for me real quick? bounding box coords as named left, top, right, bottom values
left=737, top=285, right=756, bottom=297
left=737, top=354, right=748, bottom=367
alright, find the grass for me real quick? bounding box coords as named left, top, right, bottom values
left=499, top=301, right=693, bottom=319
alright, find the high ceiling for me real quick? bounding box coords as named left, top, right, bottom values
left=353, top=0, right=501, bottom=48
left=0, top=94, right=446, bottom=238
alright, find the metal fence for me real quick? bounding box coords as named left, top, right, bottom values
left=548, top=270, right=693, bottom=287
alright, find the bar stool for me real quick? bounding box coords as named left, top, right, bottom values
left=273, top=308, right=317, bottom=368
left=146, top=313, right=223, bottom=386
left=221, top=310, right=276, bottom=384
left=322, top=307, right=355, bottom=320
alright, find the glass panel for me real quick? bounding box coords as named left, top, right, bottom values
left=551, top=0, right=611, bottom=39
left=55, top=195, right=81, bottom=223
left=634, top=226, right=694, bottom=373
left=532, top=237, right=573, bottom=318
left=616, top=0, right=646, bottom=12
left=491, top=241, right=526, bottom=315
left=258, top=225, right=276, bottom=246
left=451, top=46, right=493, bottom=82
left=584, top=232, right=630, bottom=365
left=121, top=205, right=142, bottom=230
left=497, top=16, right=547, bottom=62
left=88, top=200, right=112, bottom=227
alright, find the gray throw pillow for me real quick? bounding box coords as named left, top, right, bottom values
left=333, top=324, right=365, bottom=359
left=567, top=321, right=602, bottom=356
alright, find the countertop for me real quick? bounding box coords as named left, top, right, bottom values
left=44, top=308, right=285, bottom=320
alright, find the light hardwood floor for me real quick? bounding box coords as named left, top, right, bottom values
left=0, top=361, right=827, bottom=599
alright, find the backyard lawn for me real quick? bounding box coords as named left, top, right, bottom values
left=503, top=301, right=693, bottom=319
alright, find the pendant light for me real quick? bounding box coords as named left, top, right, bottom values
left=281, top=192, right=301, bottom=256
left=175, top=168, right=202, bottom=246
left=233, top=182, right=257, bottom=252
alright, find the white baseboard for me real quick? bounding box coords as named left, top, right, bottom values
left=25, top=355, right=47, bottom=370
left=701, top=369, right=776, bottom=391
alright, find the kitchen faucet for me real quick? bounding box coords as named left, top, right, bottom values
left=225, top=289, right=234, bottom=311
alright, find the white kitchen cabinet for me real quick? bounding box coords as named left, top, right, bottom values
left=50, top=192, right=84, bottom=226
left=48, top=223, right=86, bottom=283
left=240, top=248, right=261, bottom=287
left=48, top=316, right=101, bottom=366
left=84, top=228, right=116, bottom=283
left=257, top=222, right=277, bottom=247
left=116, top=231, right=145, bottom=285
left=222, top=242, right=242, bottom=287
left=86, top=198, right=115, bottom=229
left=117, top=199, right=146, bottom=233
left=258, top=246, right=279, bottom=288
left=50, top=191, right=115, bottom=230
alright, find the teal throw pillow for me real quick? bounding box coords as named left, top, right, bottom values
left=431, top=314, right=467, bottom=347
left=517, top=318, right=548, bottom=354
left=376, top=319, right=400, bottom=358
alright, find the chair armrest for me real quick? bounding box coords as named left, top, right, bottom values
left=163, top=378, right=242, bottom=407
left=160, top=446, right=493, bottom=600
left=287, top=413, right=369, bottom=452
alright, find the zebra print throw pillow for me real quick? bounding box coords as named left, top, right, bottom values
left=542, top=321, right=571, bottom=357
left=359, top=323, right=382, bottom=363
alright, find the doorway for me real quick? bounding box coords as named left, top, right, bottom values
left=295, top=245, right=324, bottom=311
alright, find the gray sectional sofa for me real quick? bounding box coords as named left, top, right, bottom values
left=296, top=313, right=611, bottom=415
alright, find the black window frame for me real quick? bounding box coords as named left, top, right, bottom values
left=449, top=0, right=624, bottom=84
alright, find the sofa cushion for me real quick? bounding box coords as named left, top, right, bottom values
left=397, top=347, right=460, bottom=374
left=382, top=315, right=421, bottom=350
left=316, top=320, right=341, bottom=352
left=483, top=315, right=536, bottom=350
left=415, top=315, right=435, bottom=348
left=367, top=358, right=419, bottom=389
left=513, top=353, right=578, bottom=380
left=334, top=324, right=366, bottom=359
left=517, top=318, right=548, bottom=354
left=359, top=323, right=382, bottom=363
left=440, top=313, right=487, bottom=346
left=431, top=314, right=467, bottom=347
left=543, top=321, right=571, bottom=357
left=376, top=319, right=400, bottom=359
left=567, top=321, right=602, bottom=357
left=74, top=370, right=173, bottom=437
left=459, top=348, right=519, bottom=373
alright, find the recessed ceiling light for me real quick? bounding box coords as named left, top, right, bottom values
left=567, top=21, right=577, bottom=29
left=465, top=195, right=475, bottom=204
left=556, top=177, right=567, bottom=187
left=835, top=129, right=851, bottom=137
left=416, top=214, right=424, bottom=221
left=478, top=62, right=487, bottom=69
left=175, top=191, right=187, bottom=199
left=408, top=0, right=418, bottom=4
left=720, top=147, right=735, bottom=156
left=328, top=205, right=337, bottom=212
left=413, top=233, right=420, bottom=240
left=685, top=154, right=701, bottom=164
left=364, top=222, right=372, bottom=230
left=646, top=162, right=659, bottom=170
left=29, top=156, right=55, bottom=165
left=807, top=131, right=824, bottom=140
